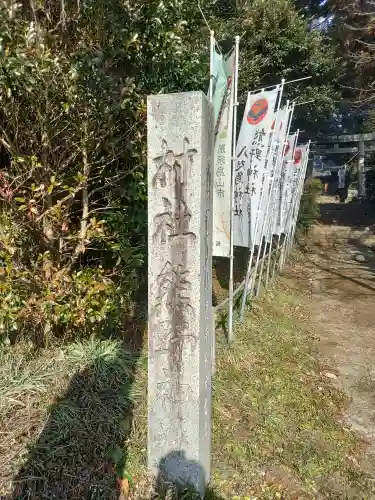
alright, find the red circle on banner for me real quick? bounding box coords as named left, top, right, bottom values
left=272, top=119, right=283, bottom=131
left=283, top=141, right=290, bottom=156
left=247, top=98, right=268, bottom=125
left=294, top=148, right=302, bottom=164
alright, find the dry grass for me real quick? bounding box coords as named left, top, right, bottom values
left=0, top=339, right=145, bottom=500
left=1, top=280, right=374, bottom=499
left=209, top=289, right=375, bottom=498
left=126, top=284, right=375, bottom=499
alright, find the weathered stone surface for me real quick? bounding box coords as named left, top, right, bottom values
left=147, top=91, right=213, bottom=496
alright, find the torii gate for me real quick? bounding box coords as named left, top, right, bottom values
left=314, top=132, right=375, bottom=196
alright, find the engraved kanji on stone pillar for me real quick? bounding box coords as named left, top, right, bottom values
left=147, top=92, right=213, bottom=496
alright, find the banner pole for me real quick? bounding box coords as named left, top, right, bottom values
left=273, top=103, right=296, bottom=275
left=286, top=154, right=308, bottom=260
left=290, top=143, right=311, bottom=247
left=209, top=31, right=215, bottom=103
left=250, top=76, right=312, bottom=95
left=239, top=79, right=285, bottom=322
left=236, top=86, right=266, bottom=321
left=228, top=35, right=240, bottom=344
left=243, top=81, right=285, bottom=310
left=209, top=30, right=216, bottom=375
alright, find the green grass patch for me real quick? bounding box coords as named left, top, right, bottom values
left=0, top=338, right=145, bottom=499
left=1, top=285, right=374, bottom=499
left=210, top=290, right=374, bottom=498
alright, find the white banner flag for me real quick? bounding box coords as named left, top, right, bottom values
left=271, top=106, right=291, bottom=236
left=286, top=143, right=309, bottom=234
left=284, top=143, right=306, bottom=233
left=213, top=52, right=235, bottom=257
left=233, top=88, right=279, bottom=248
left=259, top=105, right=291, bottom=241
left=277, top=133, right=297, bottom=234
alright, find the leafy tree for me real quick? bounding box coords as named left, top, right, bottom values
left=208, top=0, right=339, bottom=132
left=0, top=0, right=207, bottom=344
left=327, top=0, right=375, bottom=107
left=0, top=0, right=340, bottom=344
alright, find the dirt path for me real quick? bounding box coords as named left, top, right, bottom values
left=291, top=196, right=375, bottom=472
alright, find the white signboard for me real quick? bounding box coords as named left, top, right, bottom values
left=233, top=88, right=279, bottom=248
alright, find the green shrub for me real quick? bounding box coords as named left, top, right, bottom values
left=0, top=0, right=203, bottom=345
left=297, top=178, right=322, bottom=234
left=0, top=0, right=339, bottom=345
left=0, top=209, right=140, bottom=345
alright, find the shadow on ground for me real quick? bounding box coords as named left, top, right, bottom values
left=156, top=451, right=225, bottom=500
left=10, top=289, right=147, bottom=500
left=9, top=291, right=221, bottom=500
left=319, top=199, right=375, bottom=228
left=313, top=260, right=375, bottom=295
left=11, top=343, right=141, bottom=500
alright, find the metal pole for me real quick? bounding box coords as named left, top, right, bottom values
left=239, top=79, right=285, bottom=321
left=256, top=127, right=299, bottom=296
left=266, top=124, right=298, bottom=288
left=208, top=31, right=215, bottom=103
left=284, top=157, right=305, bottom=264
left=237, top=87, right=267, bottom=318
left=287, top=169, right=308, bottom=258
left=247, top=83, right=286, bottom=302
left=288, top=155, right=309, bottom=254
left=250, top=76, right=312, bottom=95
left=209, top=30, right=215, bottom=373
left=228, top=35, right=240, bottom=344
left=281, top=153, right=308, bottom=270
left=287, top=144, right=309, bottom=261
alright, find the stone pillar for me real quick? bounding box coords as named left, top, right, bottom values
left=358, top=140, right=366, bottom=197
left=147, top=91, right=213, bottom=496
